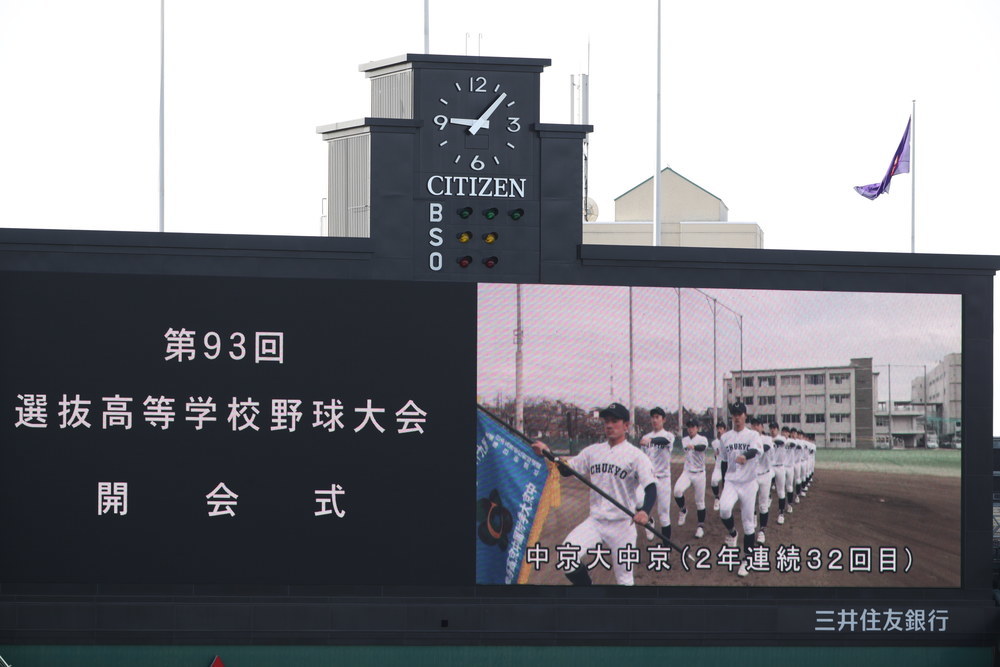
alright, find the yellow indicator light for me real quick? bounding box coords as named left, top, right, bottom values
left=483, top=232, right=498, bottom=244
left=457, top=231, right=473, bottom=243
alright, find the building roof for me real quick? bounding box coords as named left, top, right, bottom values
left=729, top=365, right=859, bottom=375
left=615, top=166, right=727, bottom=207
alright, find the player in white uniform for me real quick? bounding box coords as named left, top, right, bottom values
left=783, top=428, right=798, bottom=511
left=637, top=406, right=675, bottom=545
left=804, top=433, right=816, bottom=491
left=531, top=403, right=657, bottom=586
left=785, top=428, right=800, bottom=506
left=771, top=424, right=790, bottom=525
left=673, top=419, right=709, bottom=539
left=709, top=421, right=727, bottom=511
left=791, top=428, right=806, bottom=504
left=750, top=417, right=775, bottom=544
left=718, top=402, right=763, bottom=577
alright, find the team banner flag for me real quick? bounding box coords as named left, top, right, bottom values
left=854, top=117, right=912, bottom=200
left=476, top=406, right=560, bottom=584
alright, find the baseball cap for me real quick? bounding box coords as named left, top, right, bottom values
left=781, top=425, right=790, bottom=432
left=685, top=418, right=699, bottom=428
left=599, top=402, right=630, bottom=421
left=749, top=416, right=762, bottom=426
left=650, top=407, right=666, bottom=418
left=768, top=421, right=779, bottom=430
left=729, top=401, right=747, bottom=415
left=716, top=420, right=727, bottom=429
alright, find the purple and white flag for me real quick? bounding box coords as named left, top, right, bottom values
left=854, top=117, right=911, bottom=200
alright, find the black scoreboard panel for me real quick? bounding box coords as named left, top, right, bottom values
left=0, top=270, right=475, bottom=585
left=0, top=228, right=996, bottom=647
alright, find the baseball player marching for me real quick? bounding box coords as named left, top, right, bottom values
left=750, top=417, right=775, bottom=544
left=637, top=406, right=675, bottom=546
left=803, top=433, right=816, bottom=492
left=530, top=403, right=657, bottom=586
left=673, top=419, right=709, bottom=539
left=709, top=420, right=727, bottom=512
left=791, top=428, right=806, bottom=505
left=718, top=402, right=763, bottom=577
left=784, top=427, right=799, bottom=510
left=771, top=424, right=790, bottom=525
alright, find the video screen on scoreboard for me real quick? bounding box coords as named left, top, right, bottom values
left=476, top=283, right=962, bottom=587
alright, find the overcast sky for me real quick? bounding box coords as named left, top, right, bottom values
left=0, top=0, right=996, bottom=426
left=478, top=284, right=961, bottom=412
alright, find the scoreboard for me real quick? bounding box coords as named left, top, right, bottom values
left=0, top=53, right=997, bottom=650
left=0, top=227, right=996, bottom=648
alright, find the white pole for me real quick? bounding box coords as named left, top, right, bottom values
left=923, top=365, right=928, bottom=444
left=677, top=288, right=682, bottom=429
left=570, top=75, right=576, bottom=124
left=424, top=0, right=430, bottom=54
left=711, top=298, right=718, bottom=427
left=653, top=0, right=662, bottom=246
left=515, top=284, right=524, bottom=433
left=887, top=364, right=892, bottom=444
left=159, top=0, right=165, bottom=233
left=629, top=287, right=635, bottom=436
left=910, top=99, right=916, bottom=253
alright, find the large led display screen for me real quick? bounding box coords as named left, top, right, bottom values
left=477, top=283, right=962, bottom=587
left=0, top=271, right=964, bottom=591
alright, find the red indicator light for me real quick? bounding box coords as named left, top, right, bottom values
left=457, top=256, right=473, bottom=268
left=483, top=256, right=499, bottom=268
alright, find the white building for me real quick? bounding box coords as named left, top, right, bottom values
left=910, top=352, right=962, bottom=444
left=874, top=399, right=927, bottom=449
left=724, top=358, right=876, bottom=449
left=583, top=167, right=763, bottom=248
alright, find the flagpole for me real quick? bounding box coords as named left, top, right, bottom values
left=910, top=99, right=916, bottom=253
left=653, top=0, right=662, bottom=246
left=159, top=0, right=164, bottom=233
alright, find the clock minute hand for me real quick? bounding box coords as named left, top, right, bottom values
left=450, top=118, right=490, bottom=129
left=469, top=92, right=507, bottom=135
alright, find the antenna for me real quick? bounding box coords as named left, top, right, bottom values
left=570, top=64, right=591, bottom=221
left=464, top=33, right=483, bottom=55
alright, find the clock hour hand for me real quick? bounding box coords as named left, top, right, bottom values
left=449, top=117, right=490, bottom=129
left=469, top=92, right=507, bottom=135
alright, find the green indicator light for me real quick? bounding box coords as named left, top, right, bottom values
left=458, top=207, right=473, bottom=219
left=483, top=207, right=499, bottom=220
left=509, top=208, right=524, bottom=220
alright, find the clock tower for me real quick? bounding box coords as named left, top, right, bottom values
left=318, top=54, right=591, bottom=282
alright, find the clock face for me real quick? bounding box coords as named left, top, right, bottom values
left=428, top=74, right=527, bottom=173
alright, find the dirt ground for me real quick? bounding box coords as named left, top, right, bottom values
left=521, top=463, right=960, bottom=587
